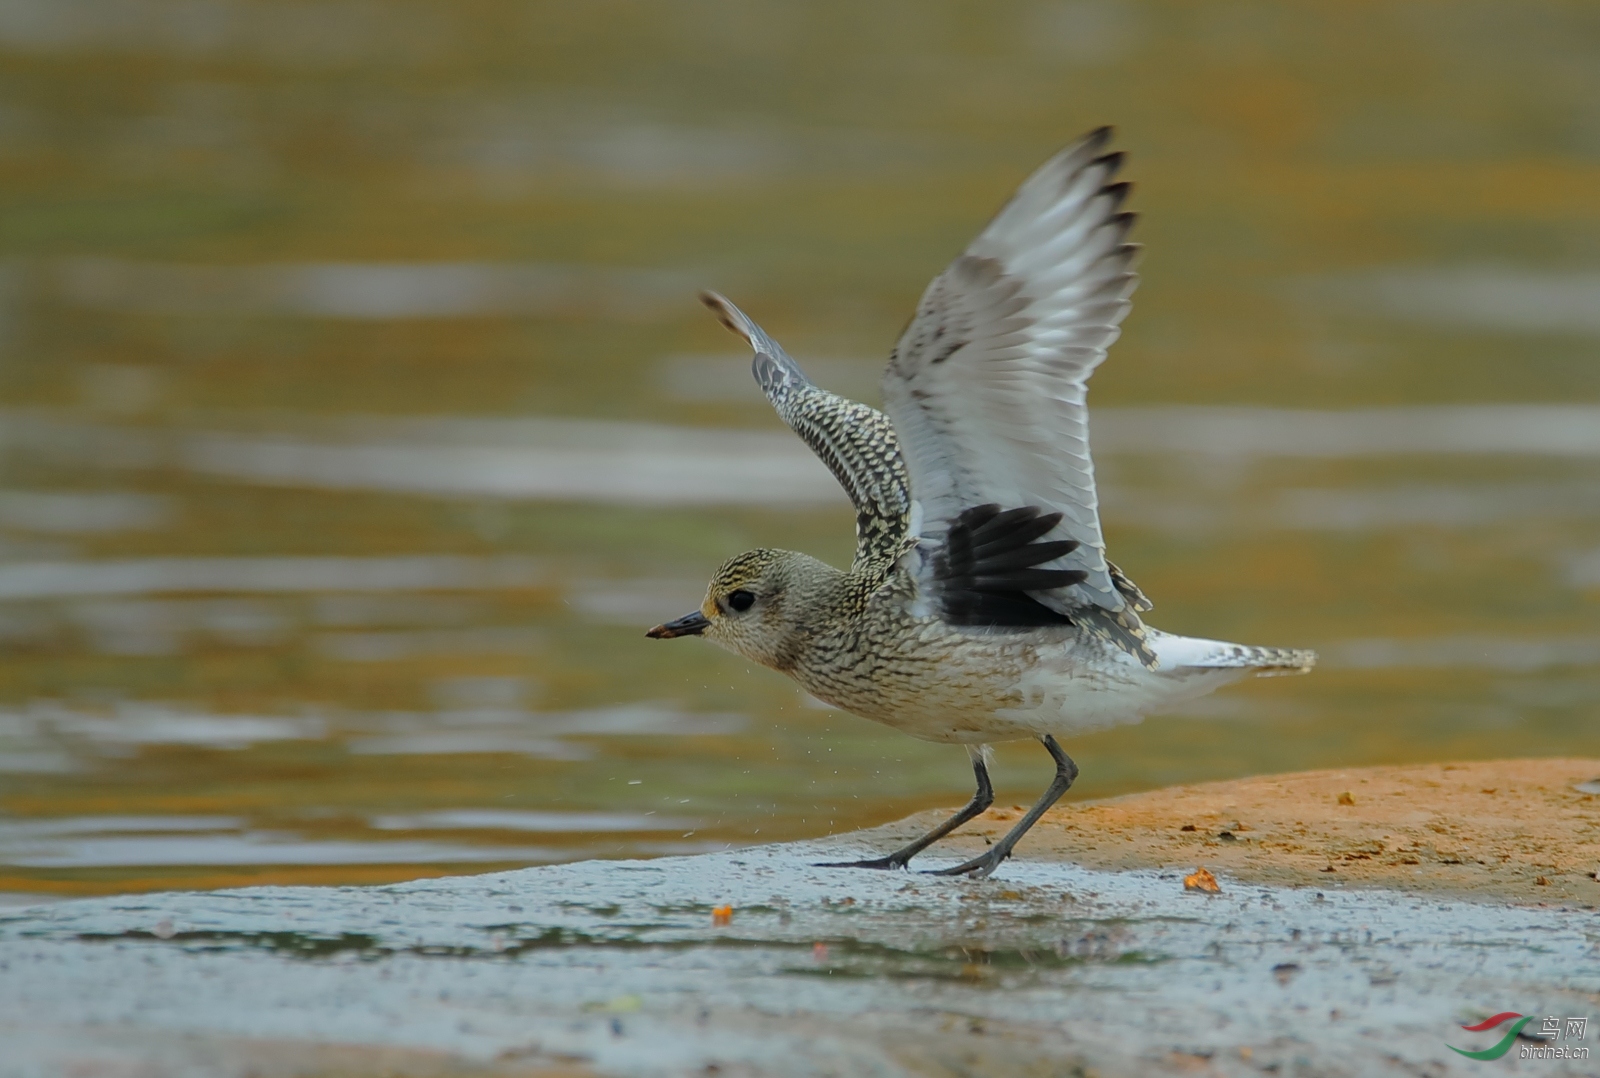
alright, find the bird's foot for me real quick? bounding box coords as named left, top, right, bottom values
left=924, top=848, right=1009, bottom=878
left=813, top=855, right=909, bottom=870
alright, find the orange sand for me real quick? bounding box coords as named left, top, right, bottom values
left=861, top=758, right=1600, bottom=906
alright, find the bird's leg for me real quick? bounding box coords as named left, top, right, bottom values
left=815, top=747, right=994, bottom=870
left=926, top=735, right=1077, bottom=879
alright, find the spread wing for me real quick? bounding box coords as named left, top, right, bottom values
left=700, top=292, right=912, bottom=575
left=880, top=127, right=1153, bottom=661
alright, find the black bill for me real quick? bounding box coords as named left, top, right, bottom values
left=646, top=611, right=710, bottom=639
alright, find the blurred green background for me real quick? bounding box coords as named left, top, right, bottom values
left=0, top=0, right=1597, bottom=898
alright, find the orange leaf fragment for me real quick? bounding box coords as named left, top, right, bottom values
left=1184, top=867, right=1221, bottom=893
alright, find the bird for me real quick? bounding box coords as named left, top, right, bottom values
left=647, top=127, right=1315, bottom=878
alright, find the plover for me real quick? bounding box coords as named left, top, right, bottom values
left=648, top=128, right=1315, bottom=877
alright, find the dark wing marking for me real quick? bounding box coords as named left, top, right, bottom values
left=933, top=504, right=1089, bottom=628
left=879, top=127, right=1158, bottom=664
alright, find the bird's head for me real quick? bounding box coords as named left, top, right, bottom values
left=646, top=547, right=839, bottom=671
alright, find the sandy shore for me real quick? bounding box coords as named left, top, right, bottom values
left=852, top=757, right=1600, bottom=905
left=6, top=759, right=1599, bottom=1077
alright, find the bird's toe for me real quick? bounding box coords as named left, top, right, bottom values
left=814, top=856, right=908, bottom=870
left=925, top=850, right=1008, bottom=877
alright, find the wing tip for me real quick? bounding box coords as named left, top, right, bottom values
left=700, top=290, right=799, bottom=382
left=699, top=290, right=754, bottom=346
left=1090, top=149, right=1126, bottom=176
left=1022, top=128, right=1119, bottom=197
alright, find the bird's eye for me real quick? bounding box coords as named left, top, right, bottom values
left=727, top=589, right=756, bottom=612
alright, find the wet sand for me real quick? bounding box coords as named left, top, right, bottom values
left=861, top=758, right=1600, bottom=906
left=6, top=760, right=1599, bottom=1078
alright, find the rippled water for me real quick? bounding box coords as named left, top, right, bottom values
left=1, top=0, right=1598, bottom=897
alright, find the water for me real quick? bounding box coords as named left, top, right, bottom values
left=1, top=0, right=1598, bottom=898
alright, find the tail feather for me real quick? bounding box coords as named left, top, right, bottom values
left=1152, top=631, right=1316, bottom=676
left=1234, top=645, right=1317, bottom=677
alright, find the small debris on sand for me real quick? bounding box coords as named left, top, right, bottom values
left=871, top=759, right=1600, bottom=905
left=1184, top=867, right=1221, bottom=893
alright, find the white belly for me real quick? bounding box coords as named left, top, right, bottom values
left=822, top=626, right=1252, bottom=745
left=991, top=659, right=1248, bottom=739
